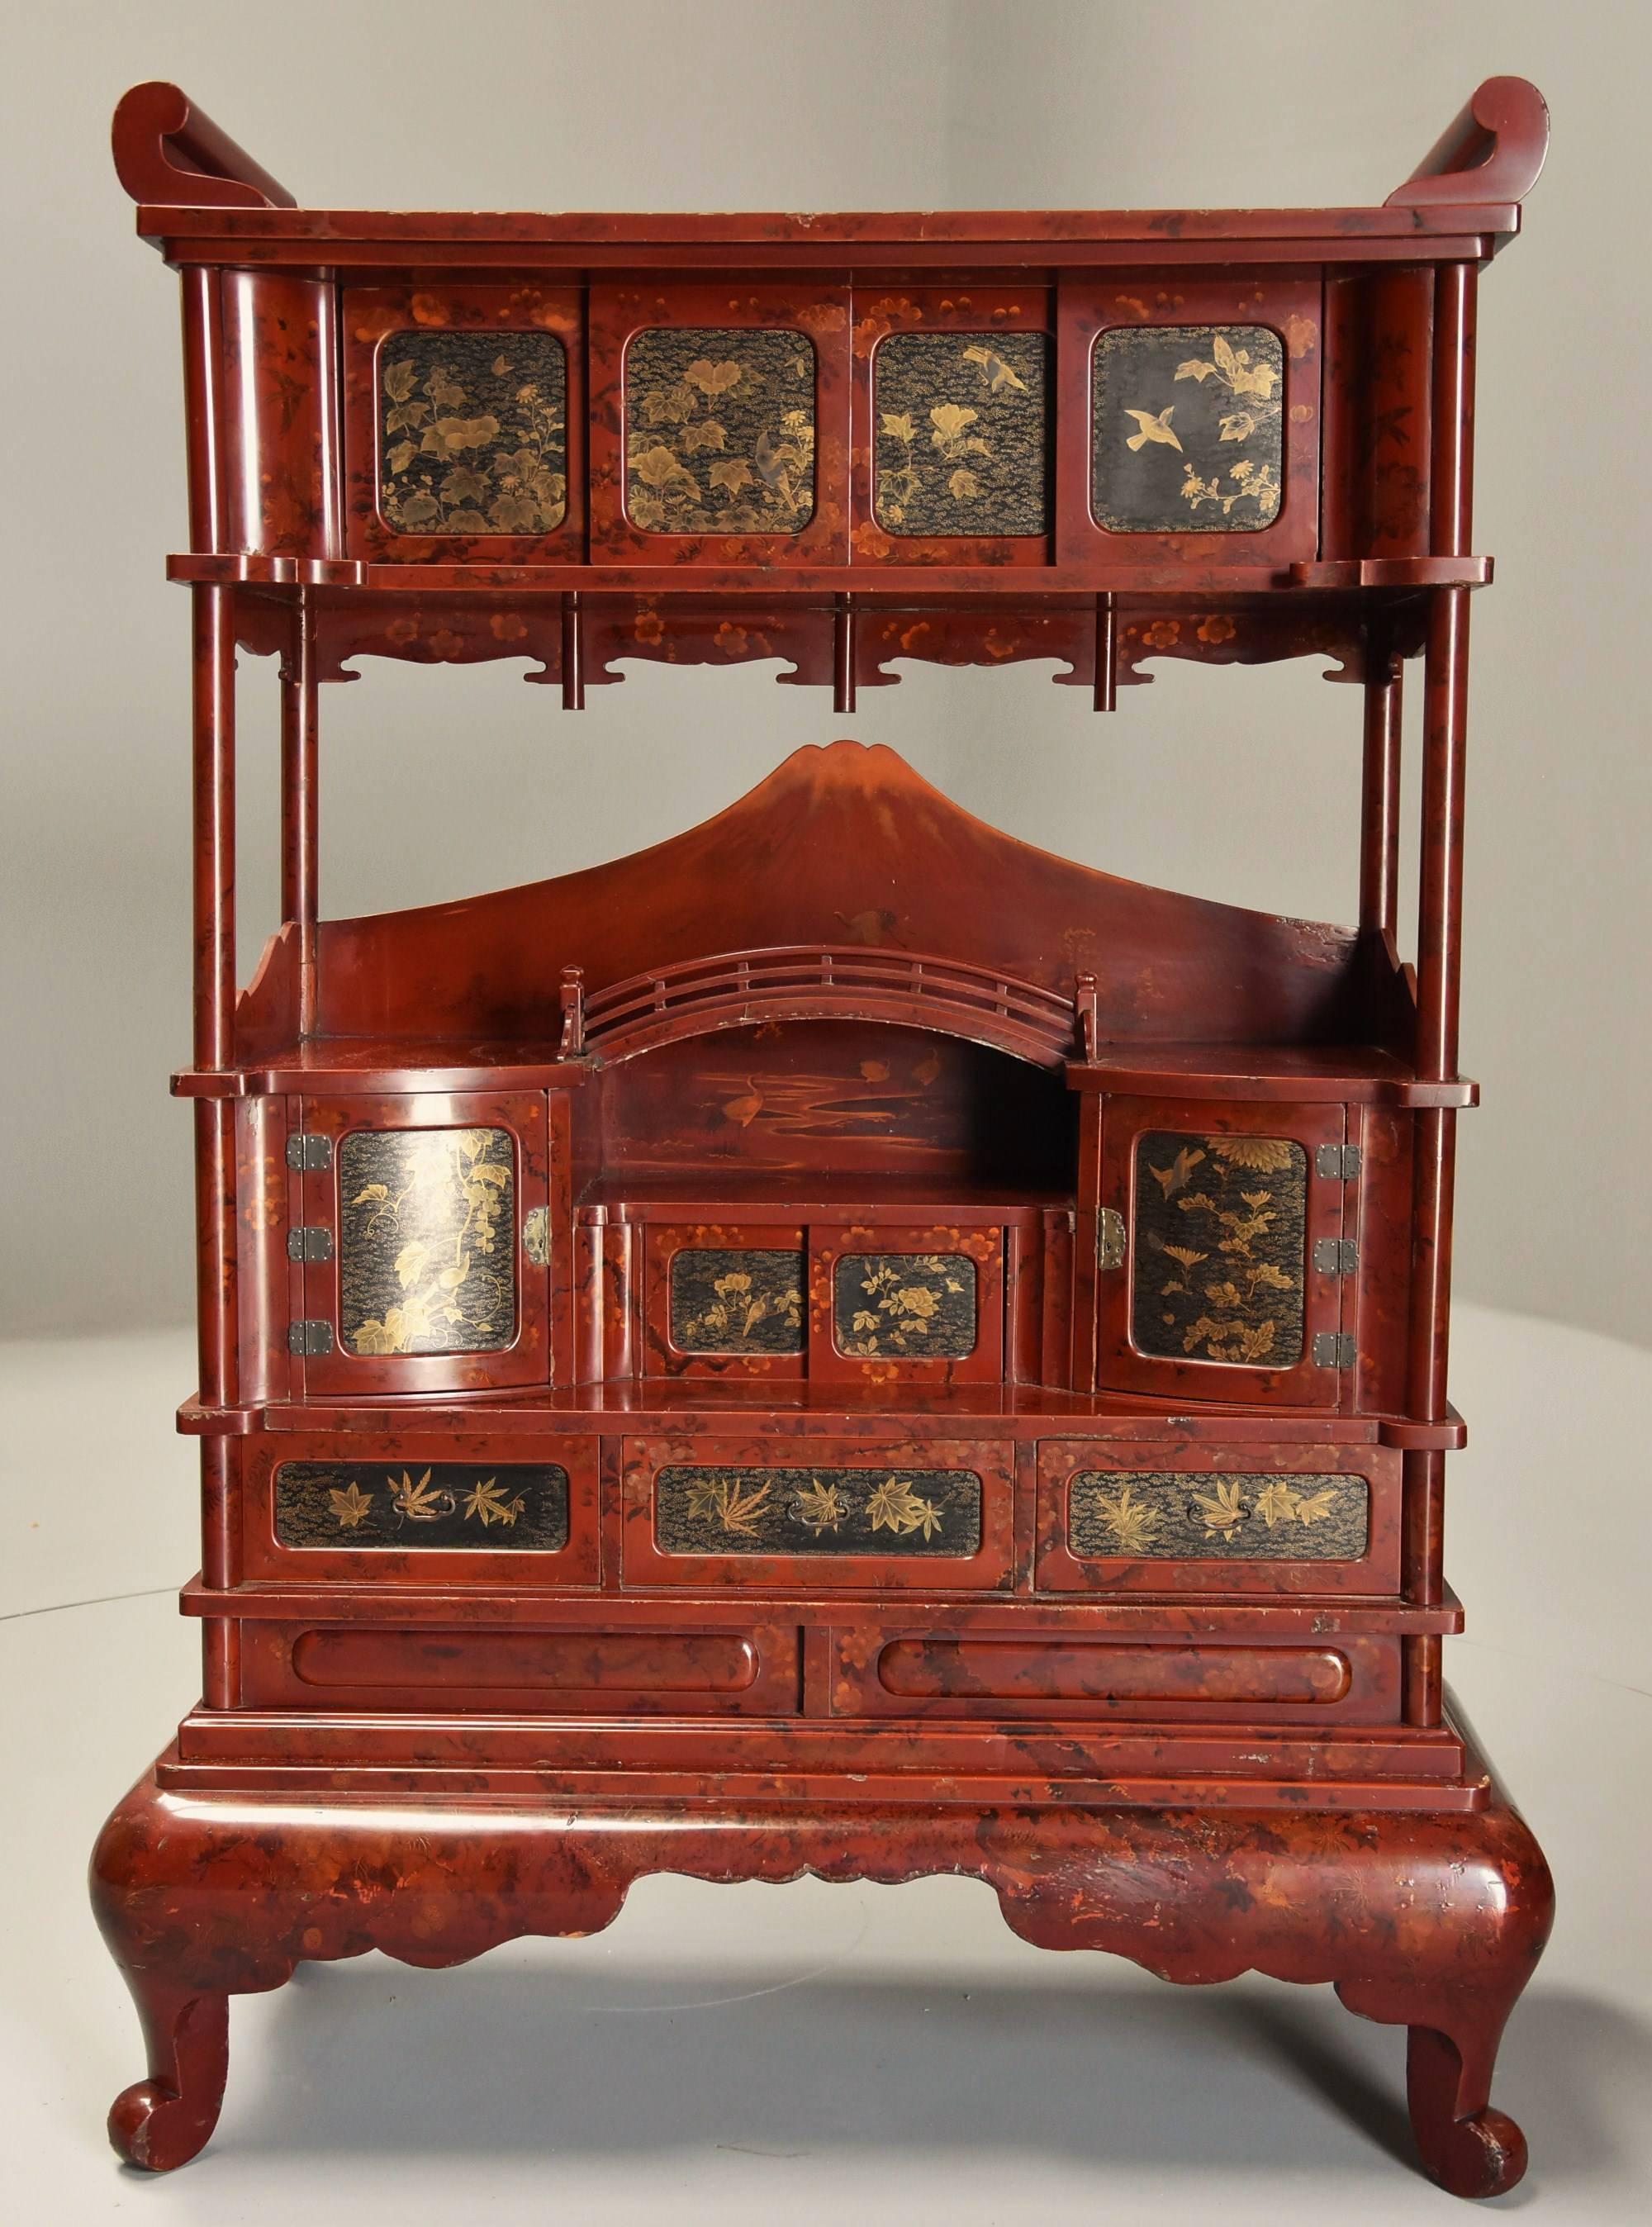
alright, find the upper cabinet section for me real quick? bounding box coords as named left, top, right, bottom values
left=115, top=77, right=1545, bottom=694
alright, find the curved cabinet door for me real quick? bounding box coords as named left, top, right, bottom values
left=292, top=1089, right=551, bottom=1396
left=1096, top=1095, right=1351, bottom=1408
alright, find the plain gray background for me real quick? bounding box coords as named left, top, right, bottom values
left=3, top=0, right=1648, bottom=1351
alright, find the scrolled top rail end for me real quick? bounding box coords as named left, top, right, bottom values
left=1384, top=75, right=1549, bottom=210
left=112, top=81, right=296, bottom=211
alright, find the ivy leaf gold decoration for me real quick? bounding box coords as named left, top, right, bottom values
left=328, top=1481, right=373, bottom=1530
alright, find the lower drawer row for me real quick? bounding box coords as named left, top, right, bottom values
left=239, top=1617, right=1403, bottom=1723
left=244, top=1431, right=1403, bottom=1596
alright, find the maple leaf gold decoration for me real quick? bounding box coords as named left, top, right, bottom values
left=683, top=1477, right=772, bottom=1537
left=1093, top=1483, right=1161, bottom=1555
left=328, top=1481, right=373, bottom=1530
left=1251, top=1479, right=1303, bottom=1529
left=464, top=1475, right=526, bottom=1527
left=1124, top=405, right=1182, bottom=453
left=1292, top=1486, right=1339, bottom=1527
left=389, top=1467, right=449, bottom=1522
left=793, top=1479, right=846, bottom=1534
left=1193, top=1479, right=1247, bottom=1536
left=864, top=1476, right=942, bottom=1537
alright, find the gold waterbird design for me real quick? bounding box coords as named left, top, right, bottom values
left=1093, top=324, right=1284, bottom=534
left=1133, top=1131, right=1308, bottom=1366
left=654, top=1465, right=980, bottom=1556
left=1069, top=1470, right=1368, bottom=1561
left=379, top=331, right=567, bottom=534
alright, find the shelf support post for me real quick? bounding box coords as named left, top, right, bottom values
left=280, top=589, right=320, bottom=1036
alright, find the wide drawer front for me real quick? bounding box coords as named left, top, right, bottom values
left=831, top=1625, right=1399, bottom=1723
left=242, top=1435, right=601, bottom=1587
left=1035, top=1440, right=1402, bottom=1595
left=621, top=1434, right=1016, bottom=1591
left=240, top=1619, right=799, bottom=1714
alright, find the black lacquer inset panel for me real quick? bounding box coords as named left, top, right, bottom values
left=339, top=1127, right=516, bottom=1356
left=378, top=330, right=567, bottom=534
left=1131, top=1131, right=1307, bottom=1366
left=669, top=1247, right=806, bottom=1354
left=1092, top=325, right=1284, bottom=533
left=624, top=327, right=816, bottom=533
left=874, top=331, right=1051, bottom=535
left=275, top=1461, right=569, bottom=1550
left=654, top=1465, right=983, bottom=1556
left=1067, top=1470, right=1368, bottom=1560
left=833, top=1252, right=978, bottom=1359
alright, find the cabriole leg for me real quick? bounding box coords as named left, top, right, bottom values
left=106, top=1979, right=229, bottom=2172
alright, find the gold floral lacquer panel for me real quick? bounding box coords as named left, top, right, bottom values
left=670, top=1247, right=805, bottom=1355
left=1131, top=1131, right=1307, bottom=1366
left=624, top=327, right=816, bottom=533
left=378, top=330, right=567, bottom=534
left=655, top=1465, right=982, bottom=1556
left=275, top=1461, right=568, bottom=1550
left=1092, top=325, right=1284, bottom=533
left=873, top=331, right=1051, bottom=535
left=833, top=1252, right=978, bottom=1360
left=339, top=1127, right=516, bottom=1357
left=1068, top=1470, right=1368, bottom=1560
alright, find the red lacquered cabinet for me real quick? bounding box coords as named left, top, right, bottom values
left=92, top=74, right=1554, bottom=2196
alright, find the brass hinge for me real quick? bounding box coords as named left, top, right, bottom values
left=1096, top=1208, right=1127, bottom=1271
left=287, top=1318, right=334, bottom=1356
left=522, top=1205, right=550, bottom=1267
left=1312, top=1330, right=1357, bottom=1369
left=1315, top=1142, right=1362, bottom=1180
left=1313, top=1237, right=1358, bottom=1275
left=285, top=1132, right=332, bottom=1171
left=286, top=1225, right=334, bottom=1263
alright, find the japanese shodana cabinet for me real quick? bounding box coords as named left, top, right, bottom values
left=92, top=75, right=1555, bottom=2197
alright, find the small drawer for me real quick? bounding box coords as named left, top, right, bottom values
left=621, top=1433, right=1015, bottom=1592
left=242, top=1434, right=601, bottom=1588
left=1035, top=1440, right=1400, bottom=1595
left=831, top=1622, right=1399, bottom=1724
left=239, top=1618, right=800, bottom=1715
left=809, top=1219, right=1006, bottom=1385
left=642, top=1217, right=808, bottom=1380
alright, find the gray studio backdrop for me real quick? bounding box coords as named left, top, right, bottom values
left=4, top=1, right=1648, bottom=1346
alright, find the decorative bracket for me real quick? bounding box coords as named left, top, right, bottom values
left=1384, top=77, right=1550, bottom=210
left=112, top=82, right=295, bottom=211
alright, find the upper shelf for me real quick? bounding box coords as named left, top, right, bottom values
left=114, top=78, right=1546, bottom=675
left=115, top=77, right=1550, bottom=263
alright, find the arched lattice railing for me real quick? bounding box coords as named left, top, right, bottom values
left=563, top=947, right=1081, bottom=1068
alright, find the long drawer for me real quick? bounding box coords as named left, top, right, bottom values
left=620, top=1432, right=1017, bottom=1591
left=1035, top=1438, right=1402, bottom=1595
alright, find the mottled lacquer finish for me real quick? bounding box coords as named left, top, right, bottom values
left=1132, top=1130, right=1308, bottom=1365
left=1067, top=1470, right=1369, bottom=1560
left=873, top=331, right=1051, bottom=534
left=1092, top=325, right=1284, bottom=532
left=653, top=1464, right=983, bottom=1555
left=338, top=1127, right=515, bottom=1356
left=624, top=327, right=815, bottom=533
left=377, top=330, right=567, bottom=534
left=274, top=1460, right=569, bottom=1550
left=669, top=1246, right=805, bottom=1353
left=832, top=1251, right=978, bottom=1359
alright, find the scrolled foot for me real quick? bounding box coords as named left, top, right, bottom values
left=107, top=1990, right=228, bottom=2172
left=1407, top=2025, right=1527, bottom=2200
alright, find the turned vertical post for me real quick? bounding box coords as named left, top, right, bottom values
left=1403, top=263, right=1476, bottom=1688
left=1358, top=620, right=1402, bottom=939
left=280, top=591, right=320, bottom=1035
